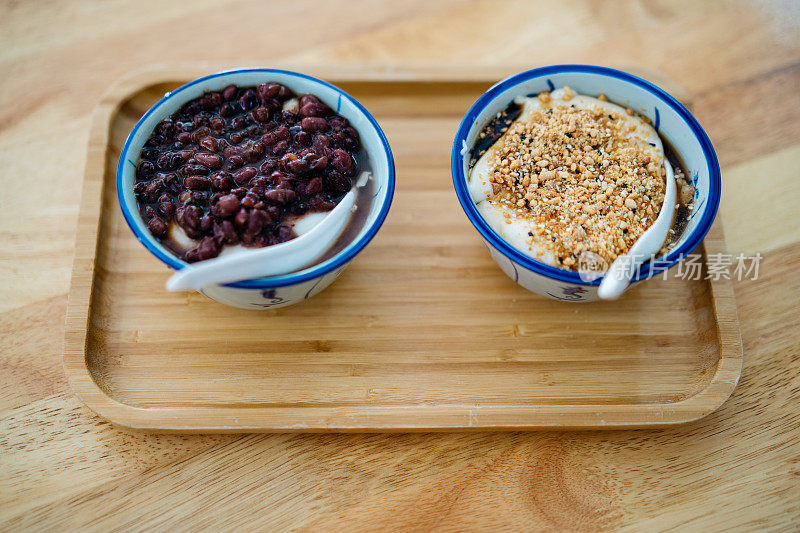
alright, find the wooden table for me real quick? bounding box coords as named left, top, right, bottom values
left=1, top=1, right=798, bottom=530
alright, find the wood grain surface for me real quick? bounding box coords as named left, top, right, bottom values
left=62, top=68, right=742, bottom=431
left=1, top=0, right=799, bottom=530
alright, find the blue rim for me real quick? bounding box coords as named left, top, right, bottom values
left=451, top=64, right=721, bottom=285
left=117, top=68, right=395, bottom=288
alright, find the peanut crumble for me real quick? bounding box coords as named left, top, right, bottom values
left=469, top=87, right=672, bottom=270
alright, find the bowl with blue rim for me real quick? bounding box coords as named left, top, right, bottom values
left=118, top=68, right=395, bottom=309
left=451, top=65, right=720, bottom=302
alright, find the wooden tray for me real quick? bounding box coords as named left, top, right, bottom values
left=63, top=65, right=742, bottom=432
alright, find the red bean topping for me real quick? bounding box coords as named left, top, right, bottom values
left=135, top=83, right=362, bottom=262
left=214, top=220, right=238, bottom=245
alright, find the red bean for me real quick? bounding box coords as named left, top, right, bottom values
left=272, top=140, right=289, bottom=155
left=276, top=225, right=295, bottom=242
left=238, top=89, right=257, bottom=111
left=309, top=155, right=328, bottom=171
left=305, top=177, right=322, bottom=196
left=137, top=160, right=155, bottom=179
left=228, top=155, right=245, bottom=169
left=287, top=157, right=311, bottom=175
left=301, top=117, right=329, bottom=132
left=277, top=85, right=292, bottom=100
left=299, top=94, right=320, bottom=107
left=329, top=117, right=347, bottom=131
left=244, top=141, right=265, bottom=162
left=211, top=173, right=234, bottom=191
left=331, top=148, right=356, bottom=176
left=148, top=217, right=168, bottom=237
left=234, top=167, right=257, bottom=184
left=325, top=171, right=351, bottom=196
left=252, top=107, right=270, bottom=123
left=222, top=85, right=238, bottom=101
left=191, top=127, right=210, bottom=143
left=185, top=175, right=212, bottom=190
left=214, top=220, right=238, bottom=244
left=196, top=236, right=220, bottom=260
left=200, top=214, right=213, bottom=232
left=234, top=208, right=249, bottom=228
left=219, top=102, right=236, bottom=117
left=216, top=194, right=240, bottom=217
left=157, top=121, right=175, bottom=138
left=300, top=103, right=331, bottom=117
left=265, top=188, right=297, bottom=205
left=294, top=131, right=312, bottom=147
left=178, top=205, right=201, bottom=232
left=195, top=152, right=223, bottom=169
left=210, top=117, right=225, bottom=131
left=199, top=137, right=219, bottom=152
left=158, top=199, right=175, bottom=217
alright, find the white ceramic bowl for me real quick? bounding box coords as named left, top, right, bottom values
left=452, top=65, right=721, bottom=302
left=118, top=69, right=395, bottom=309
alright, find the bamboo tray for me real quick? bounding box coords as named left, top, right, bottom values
left=63, top=65, right=742, bottom=432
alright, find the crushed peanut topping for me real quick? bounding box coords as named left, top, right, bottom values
left=485, top=89, right=666, bottom=268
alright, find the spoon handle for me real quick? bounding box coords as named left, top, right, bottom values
left=597, top=256, right=641, bottom=300
left=597, top=160, right=676, bottom=300
left=166, top=190, right=356, bottom=291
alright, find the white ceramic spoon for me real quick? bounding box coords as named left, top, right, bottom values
left=166, top=189, right=356, bottom=291
left=597, top=159, right=676, bottom=300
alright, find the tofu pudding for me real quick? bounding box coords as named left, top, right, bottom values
left=469, top=87, right=695, bottom=270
